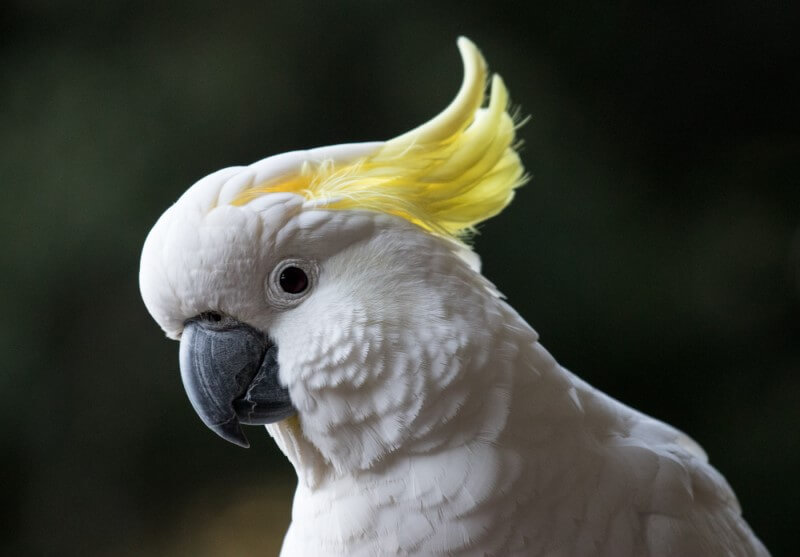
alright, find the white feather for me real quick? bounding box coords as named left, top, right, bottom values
left=140, top=131, right=768, bottom=557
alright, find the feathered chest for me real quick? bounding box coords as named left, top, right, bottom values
left=281, top=442, right=528, bottom=556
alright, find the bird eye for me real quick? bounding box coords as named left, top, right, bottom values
left=266, top=258, right=318, bottom=309
left=279, top=266, right=308, bottom=294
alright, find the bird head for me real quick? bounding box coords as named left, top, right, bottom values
left=140, top=37, right=525, bottom=481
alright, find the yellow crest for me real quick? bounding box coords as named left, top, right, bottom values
left=232, top=37, right=526, bottom=239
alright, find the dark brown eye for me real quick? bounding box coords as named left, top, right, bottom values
left=279, top=266, right=308, bottom=294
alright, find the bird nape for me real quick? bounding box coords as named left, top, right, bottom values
left=139, top=37, right=769, bottom=556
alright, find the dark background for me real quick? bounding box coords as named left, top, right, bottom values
left=2, top=1, right=798, bottom=555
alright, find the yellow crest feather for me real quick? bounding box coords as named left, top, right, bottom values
left=231, top=37, right=526, bottom=239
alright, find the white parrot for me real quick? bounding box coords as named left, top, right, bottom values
left=140, top=38, right=768, bottom=556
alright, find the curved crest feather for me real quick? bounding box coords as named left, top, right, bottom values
left=232, top=37, right=527, bottom=239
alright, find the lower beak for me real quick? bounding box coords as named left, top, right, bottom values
left=179, top=317, right=295, bottom=448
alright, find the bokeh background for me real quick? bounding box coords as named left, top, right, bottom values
left=2, top=1, right=798, bottom=555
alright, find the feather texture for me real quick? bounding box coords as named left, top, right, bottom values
left=229, top=37, right=525, bottom=239
left=139, top=38, right=769, bottom=556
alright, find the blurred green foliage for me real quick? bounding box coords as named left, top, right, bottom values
left=1, top=1, right=797, bottom=555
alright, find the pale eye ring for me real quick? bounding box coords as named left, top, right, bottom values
left=266, top=258, right=318, bottom=309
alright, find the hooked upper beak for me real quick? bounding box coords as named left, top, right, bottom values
left=179, top=315, right=296, bottom=448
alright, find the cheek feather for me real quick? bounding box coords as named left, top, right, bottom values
left=266, top=228, right=511, bottom=474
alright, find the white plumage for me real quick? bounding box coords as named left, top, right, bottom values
left=140, top=38, right=768, bottom=555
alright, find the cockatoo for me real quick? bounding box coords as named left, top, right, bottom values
left=140, top=38, right=768, bottom=556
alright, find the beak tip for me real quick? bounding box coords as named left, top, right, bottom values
left=211, top=418, right=251, bottom=448
left=230, top=437, right=251, bottom=449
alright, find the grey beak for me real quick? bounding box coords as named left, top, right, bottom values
left=179, top=316, right=295, bottom=448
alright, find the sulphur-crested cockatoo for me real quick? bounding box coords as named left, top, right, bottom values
left=140, top=37, right=768, bottom=556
